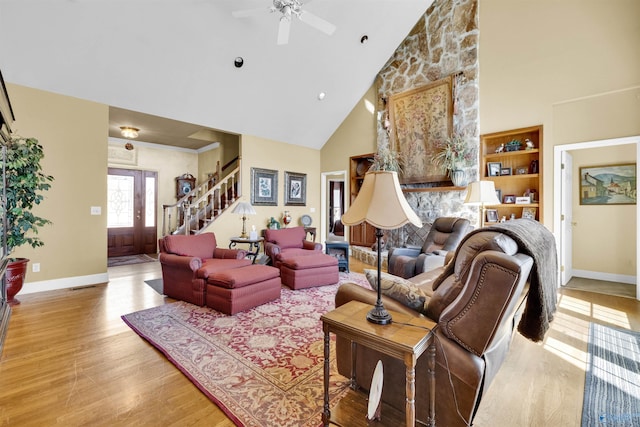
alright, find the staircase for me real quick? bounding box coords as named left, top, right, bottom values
left=162, top=160, right=241, bottom=236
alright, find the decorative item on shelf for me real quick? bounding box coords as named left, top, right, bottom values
left=282, top=210, right=292, bottom=227
left=495, top=143, right=505, bottom=153
left=524, top=188, right=538, bottom=203
left=432, top=133, right=476, bottom=187
left=231, top=202, right=256, bottom=238
left=369, top=146, right=402, bottom=173
left=515, top=166, right=529, bottom=175
left=3, top=137, right=54, bottom=305
left=300, top=214, right=312, bottom=227
left=463, top=181, right=501, bottom=227
left=530, top=159, right=539, bottom=174
left=505, top=139, right=521, bottom=152
left=268, top=217, right=280, bottom=230
left=503, top=194, right=516, bottom=204
left=525, top=138, right=535, bottom=150
left=341, top=170, right=422, bottom=325
left=515, top=196, right=530, bottom=205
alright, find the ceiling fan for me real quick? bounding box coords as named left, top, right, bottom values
left=232, top=0, right=336, bottom=45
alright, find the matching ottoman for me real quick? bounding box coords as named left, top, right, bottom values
left=206, top=264, right=281, bottom=315
left=280, top=253, right=339, bottom=290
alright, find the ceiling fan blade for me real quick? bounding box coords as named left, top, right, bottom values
left=277, top=17, right=291, bottom=45
left=232, top=7, right=269, bottom=18
left=297, top=10, right=336, bottom=36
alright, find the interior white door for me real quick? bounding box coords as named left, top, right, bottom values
left=561, top=151, right=573, bottom=286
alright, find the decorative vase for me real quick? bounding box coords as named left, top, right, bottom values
left=6, top=258, right=29, bottom=306
left=282, top=210, right=292, bottom=228
left=450, top=169, right=467, bottom=187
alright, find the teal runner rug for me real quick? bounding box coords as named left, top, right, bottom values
left=581, top=323, right=640, bottom=426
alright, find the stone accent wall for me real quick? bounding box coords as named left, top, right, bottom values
left=376, top=0, right=479, bottom=248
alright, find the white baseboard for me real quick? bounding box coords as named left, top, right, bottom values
left=21, top=273, right=110, bottom=294
left=571, top=269, right=636, bottom=285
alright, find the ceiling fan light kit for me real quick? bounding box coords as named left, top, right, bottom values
left=232, top=0, right=336, bottom=45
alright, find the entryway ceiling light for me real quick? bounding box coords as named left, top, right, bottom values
left=120, top=126, right=139, bottom=139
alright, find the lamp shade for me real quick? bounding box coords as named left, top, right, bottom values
left=464, top=181, right=501, bottom=205
left=342, top=171, right=421, bottom=229
left=232, top=202, right=256, bottom=216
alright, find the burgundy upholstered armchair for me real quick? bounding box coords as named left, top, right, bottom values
left=387, top=216, right=471, bottom=278
left=264, top=226, right=322, bottom=268
left=158, top=232, right=251, bottom=305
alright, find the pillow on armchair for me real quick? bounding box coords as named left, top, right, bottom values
left=364, top=269, right=428, bottom=313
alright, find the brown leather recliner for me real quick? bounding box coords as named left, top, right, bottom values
left=387, top=217, right=471, bottom=279
left=336, top=227, right=544, bottom=427
left=158, top=232, right=251, bottom=306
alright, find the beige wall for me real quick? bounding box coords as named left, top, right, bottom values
left=571, top=145, right=637, bottom=277
left=197, top=144, right=221, bottom=183
left=8, top=84, right=108, bottom=290
left=479, top=0, right=640, bottom=278
left=321, top=85, right=378, bottom=174
left=208, top=134, right=321, bottom=247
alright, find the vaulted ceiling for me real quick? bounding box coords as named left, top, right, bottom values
left=0, top=0, right=434, bottom=150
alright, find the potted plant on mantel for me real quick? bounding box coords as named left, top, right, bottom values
left=2, top=137, right=54, bottom=305
left=432, top=134, right=476, bottom=187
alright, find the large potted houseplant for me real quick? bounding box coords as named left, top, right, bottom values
left=433, top=134, right=476, bottom=187
left=3, top=137, right=53, bottom=305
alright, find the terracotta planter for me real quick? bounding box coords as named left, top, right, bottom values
left=6, top=258, right=29, bottom=306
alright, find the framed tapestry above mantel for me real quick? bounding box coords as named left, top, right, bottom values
left=388, top=76, right=453, bottom=185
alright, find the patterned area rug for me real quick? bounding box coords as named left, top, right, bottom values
left=108, top=253, right=157, bottom=267
left=122, top=272, right=371, bottom=427
left=581, top=323, right=640, bottom=426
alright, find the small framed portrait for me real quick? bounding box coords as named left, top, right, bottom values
left=501, top=167, right=512, bottom=176
left=495, top=189, right=502, bottom=203
left=486, top=209, right=499, bottom=223
left=487, top=162, right=502, bottom=177
left=515, top=166, right=529, bottom=175
left=522, top=207, right=537, bottom=220
left=503, top=194, right=516, bottom=204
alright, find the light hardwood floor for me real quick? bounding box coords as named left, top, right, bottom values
left=0, top=258, right=638, bottom=426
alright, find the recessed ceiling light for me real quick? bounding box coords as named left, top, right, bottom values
left=120, top=126, right=139, bottom=139
left=360, top=35, right=369, bottom=44
left=234, top=57, right=244, bottom=68
left=317, top=92, right=326, bottom=100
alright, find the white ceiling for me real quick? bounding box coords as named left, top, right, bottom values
left=0, top=0, right=433, bottom=150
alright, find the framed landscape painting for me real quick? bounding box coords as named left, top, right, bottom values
left=579, top=163, right=636, bottom=205
left=251, top=167, right=278, bottom=206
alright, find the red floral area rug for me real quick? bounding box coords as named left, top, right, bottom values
left=122, top=272, right=371, bottom=427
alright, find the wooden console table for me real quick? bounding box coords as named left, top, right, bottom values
left=321, top=301, right=437, bottom=426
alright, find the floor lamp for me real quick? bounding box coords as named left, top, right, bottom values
left=464, top=181, right=501, bottom=227
left=231, top=202, right=256, bottom=238
left=341, top=171, right=422, bottom=324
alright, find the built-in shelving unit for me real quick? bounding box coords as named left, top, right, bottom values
left=0, top=70, right=14, bottom=357
left=480, top=125, right=543, bottom=223
left=349, top=153, right=376, bottom=247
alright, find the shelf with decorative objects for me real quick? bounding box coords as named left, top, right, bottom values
left=480, top=125, right=543, bottom=223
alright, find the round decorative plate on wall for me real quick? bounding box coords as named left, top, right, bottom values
left=300, top=214, right=312, bottom=226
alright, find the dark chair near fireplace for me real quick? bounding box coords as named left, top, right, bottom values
left=387, top=216, right=470, bottom=279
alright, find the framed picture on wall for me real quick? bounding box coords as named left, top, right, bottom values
left=251, top=167, right=278, bottom=206
left=284, top=171, right=307, bottom=206
left=579, top=163, right=636, bottom=205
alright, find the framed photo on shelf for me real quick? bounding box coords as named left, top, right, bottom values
left=284, top=171, right=307, bottom=206
left=495, top=189, right=502, bottom=203
left=486, top=209, right=499, bottom=223
left=515, top=196, right=530, bottom=204
left=250, top=167, right=278, bottom=206
left=522, top=207, right=537, bottom=220
left=503, top=194, right=516, bottom=204
left=501, top=167, right=512, bottom=176
left=515, top=166, right=528, bottom=175
left=487, top=162, right=502, bottom=177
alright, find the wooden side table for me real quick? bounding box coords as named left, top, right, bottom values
left=228, top=237, right=264, bottom=264
left=321, top=300, right=436, bottom=427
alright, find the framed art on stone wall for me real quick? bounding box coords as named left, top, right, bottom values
left=251, top=167, right=278, bottom=206
left=388, top=76, right=453, bottom=185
